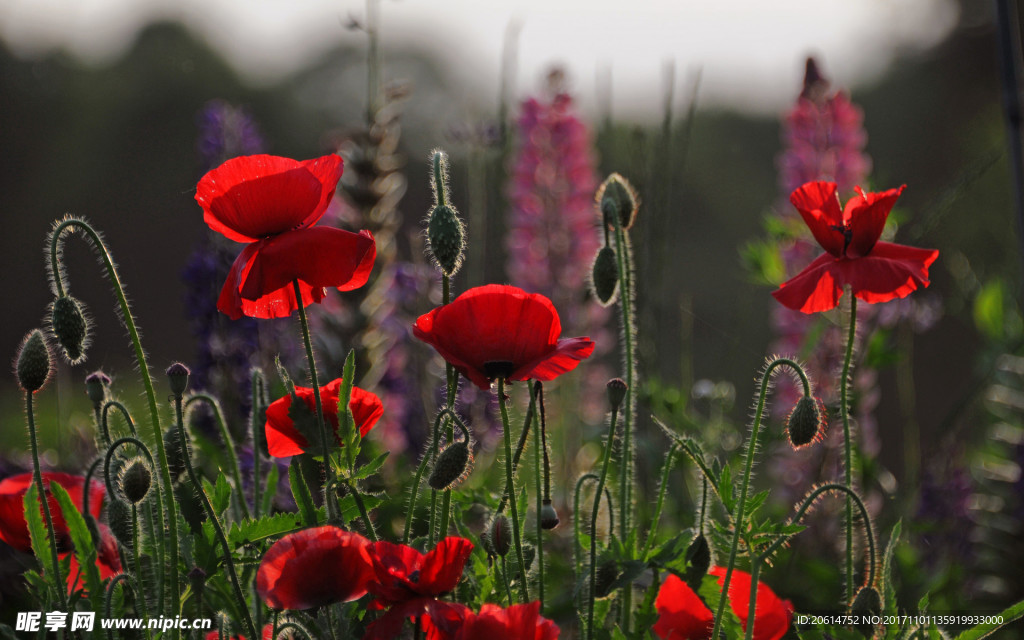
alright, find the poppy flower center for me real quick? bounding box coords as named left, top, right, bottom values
left=830, top=223, right=854, bottom=254
left=483, top=361, right=516, bottom=380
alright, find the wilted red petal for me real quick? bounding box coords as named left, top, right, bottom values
left=413, top=285, right=593, bottom=390
left=0, top=472, right=104, bottom=553
left=653, top=574, right=713, bottom=640
left=264, top=379, right=383, bottom=458
left=197, top=154, right=343, bottom=242
left=709, top=567, right=792, bottom=640
left=256, top=526, right=374, bottom=610
left=844, top=185, right=904, bottom=258
left=789, top=181, right=845, bottom=257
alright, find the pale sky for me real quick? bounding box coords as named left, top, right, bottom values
left=0, top=0, right=960, bottom=116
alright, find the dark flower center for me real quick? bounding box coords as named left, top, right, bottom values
left=830, top=223, right=854, bottom=254
left=483, top=360, right=516, bottom=380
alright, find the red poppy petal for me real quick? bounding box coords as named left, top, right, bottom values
left=239, top=227, right=375, bottom=303
left=197, top=155, right=327, bottom=242
left=256, top=526, right=373, bottom=610
left=844, top=185, right=904, bottom=258
left=417, top=537, right=474, bottom=595
left=265, top=392, right=306, bottom=458
left=0, top=473, right=104, bottom=553
left=421, top=602, right=471, bottom=640
left=514, top=336, right=595, bottom=382
left=837, top=241, right=938, bottom=304
left=771, top=253, right=844, bottom=314
left=369, top=540, right=427, bottom=602
left=709, top=567, right=791, bottom=640
left=653, top=574, right=713, bottom=640
left=790, top=181, right=845, bottom=257
left=301, top=155, right=346, bottom=229
left=265, top=381, right=382, bottom=458
left=365, top=599, right=453, bottom=640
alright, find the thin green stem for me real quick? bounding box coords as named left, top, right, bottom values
left=50, top=218, right=179, bottom=622
left=100, top=400, right=138, bottom=444
left=533, top=382, right=545, bottom=609
left=25, top=391, right=66, bottom=609
left=495, top=391, right=537, bottom=514
left=174, top=396, right=257, bottom=640
left=131, top=505, right=151, bottom=629
left=106, top=574, right=147, bottom=640
left=437, top=273, right=456, bottom=540
left=185, top=394, right=250, bottom=520
left=841, top=295, right=858, bottom=605
left=403, top=410, right=448, bottom=543
left=251, top=369, right=265, bottom=519
left=293, top=279, right=337, bottom=521
left=641, top=442, right=679, bottom=559
left=711, top=357, right=809, bottom=640
left=498, top=378, right=529, bottom=602
left=347, top=481, right=379, bottom=542
left=499, top=556, right=514, bottom=606
left=587, top=403, right=619, bottom=640
left=573, top=474, right=614, bottom=581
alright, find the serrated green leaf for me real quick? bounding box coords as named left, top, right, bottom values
left=954, top=598, right=1024, bottom=640
left=337, top=350, right=359, bottom=469
left=699, top=572, right=744, bottom=638
left=605, top=560, right=647, bottom=593
left=288, top=391, right=327, bottom=454
left=50, top=483, right=102, bottom=606
left=289, top=459, right=318, bottom=527
left=647, top=532, right=691, bottom=567
left=202, top=474, right=232, bottom=518
left=883, top=520, right=901, bottom=615
left=338, top=494, right=384, bottom=523
left=23, top=483, right=55, bottom=585
left=227, top=512, right=306, bottom=547
left=351, top=452, right=389, bottom=480
left=719, top=463, right=734, bottom=512
left=745, top=489, right=770, bottom=519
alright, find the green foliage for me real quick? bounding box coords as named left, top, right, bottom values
left=49, top=482, right=103, bottom=608
left=22, top=483, right=57, bottom=604
left=288, top=459, right=318, bottom=527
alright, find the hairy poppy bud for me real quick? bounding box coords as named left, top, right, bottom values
left=540, top=499, right=560, bottom=530
left=16, top=330, right=52, bottom=393
left=164, top=426, right=188, bottom=479
left=684, top=534, right=711, bottom=590
left=594, top=559, right=619, bottom=598
left=787, top=396, right=826, bottom=449
left=851, top=585, right=882, bottom=637
left=488, top=514, right=512, bottom=557
left=429, top=440, right=471, bottom=490
left=107, top=497, right=133, bottom=550
left=85, top=371, right=111, bottom=408
left=606, top=378, right=628, bottom=411
left=597, top=173, right=639, bottom=230
left=50, top=295, right=89, bottom=363
left=427, top=204, right=466, bottom=277
left=590, top=246, right=619, bottom=306
left=166, top=362, right=191, bottom=398
left=120, top=457, right=152, bottom=505
left=188, top=566, right=208, bottom=592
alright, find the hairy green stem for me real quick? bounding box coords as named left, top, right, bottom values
left=185, top=394, right=250, bottom=520
left=573, top=473, right=614, bottom=582
left=100, top=400, right=138, bottom=444
left=347, top=481, right=378, bottom=542
left=641, top=442, right=679, bottom=559
left=131, top=505, right=151, bottom=629
left=495, top=390, right=537, bottom=514
left=498, top=378, right=529, bottom=602
left=251, top=369, right=265, bottom=519
left=841, top=295, right=858, bottom=605
left=25, top=391, right=66, bottom=609
left=532, top=382, right=545, bottom=609
left=587, top=402, right=620, bottom=640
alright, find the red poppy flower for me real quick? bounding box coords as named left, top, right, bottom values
left=264, top=378, right=383, bottom=458
left=256, top=526, right=375, bottom=610
left=422, top=601, right=560, bottom=640
left=363, top=537, right=475, bottom=640
left=0, top=472, right=104, bottom=553
left=65, top=522, right=122, bottom=593
left=772, top=181, right=938, bottom=313
left=195, top=154, right=376, bottom=320
left=204, top=625, right=279, bottom=640
left=653, top=568, right=792, bottom=640
left=412, top=285, right=595, bottom=390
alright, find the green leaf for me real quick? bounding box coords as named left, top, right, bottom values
left=351, top=452, right=389, bottom=480
left=227, top=512, right=306, bottom=547
left=337, top=349, right=359, bottom=469
left=50, top=482, right=102, bottom=607
left=22, top=483, right=57, bottom=603
left=338, top=493, right=384, bottom=522
left=289, top=459, right=318, bottom=527
left=202, top=474, right=232, bottom=519
left=698, top=572, right=744, bottom=638
left=719, top=463, right=734, bottom=512
left=261, top=462, right=279, bottom=515
left=288, top=390, right=326, bottom=454
left=882, top=520, right=902, bottom=637
left=954, top=598, right=1024, bottom=640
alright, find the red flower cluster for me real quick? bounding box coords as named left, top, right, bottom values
left=423, top=601, right=559, bottom=640
left=772, top=181, right=938, bottom=313
left=653, top=568, right=792, bottom=640
left=264, top=377, right=384, bottom=458
left=195, top=154, right=376, bottom=320
left=413, top=284, right=594, bottom=390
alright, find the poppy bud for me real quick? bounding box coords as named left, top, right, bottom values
left=16, top=330, right=52, bottom=393
left=786, top=396, right=826, bottom=450
left=189, top=566, right=208, bottom=593
left=851, top=585, right=882, bottom=637
left=428, top=440, right=472, bottom=490
left=606, top=378, right=628, bottom=411
left=590, top=246, right=619, bottom=306
left=166, top=362, right=191, bottom=398
left=107, top=497, right=133, bottom=549
left=50, top=295, right=89, bottom=363
left=596, top=173, right=639, bottom=230
left=540, top=499, right=560, bottom=530
left=684, top=534, right=711, bottom=590
left=164, top=426, right=188, bottom=479
left=427, top=204, right=466, bottom=277
left=85, top=371, right=112, bottom=408
left=594, top=559, right=619, bottom=598
left=120, top=457, right=152, bottom=505
left=488, top=514, right=512, bottom=557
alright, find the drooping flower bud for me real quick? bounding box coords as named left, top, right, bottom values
left=594, top=559, right=620, bottom=598
left=85, top=371, right=112, bottom=409
left=107, top=496, right=133, bottom=549
left=119, top=457, right=152, bottom=505
left=590, top=246, right=619, bottom=306
left=596, top=173, right=639, bottom=230
left=166, top=362, right=191, bottom=398
left=488, top=514, right=512, bottom=557
left=428, top=440, right=472, bottom=490
left=786, top=395, right=826, bottom=450
left=606, top=378, right=628, bottom=411
left=427, top=204, right=466, bottom=277
left=851, top=585, right=882, bottom=637
left=540, top=499, right=560, bottom=530
left=50, top=295, right=89, bottom=364
left=16, top=330, right=52, bottom=393
left=684, top=534, right=711, bottom=590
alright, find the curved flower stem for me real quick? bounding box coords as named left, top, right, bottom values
left=173, top=396, right=257, bottom=640
left=497, top=378, right=529, bottom=602
left=292, top=279, right=337, bottom=522
left=131, top=504, right=151, bottom=627
left=840, top=295, right=858, bottom=605
left=437, top=275, right=459, bottom=539
left=106, top=574, right=152, bottom=640
left=404, top=409, right=448, bottom=543
left=25, top=391, right=66, bottom=610
left=641, top=442, right=679, bottom=560
left=50, top=217, right=180, bottom=620
left=532, top=382, right=545, bottom=609
left=587, top=400, right=620, bottom=640
left=573, top=473, right=615, bottom=583
left=711, top=357, right=809, bottom=640
left=185, top=394, right=250, bottom=520
left=612, top=220, right=636, bottom=630
left=345, top=480, right=379, bottom=542
left=101, top=400, right=139, bottom=444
